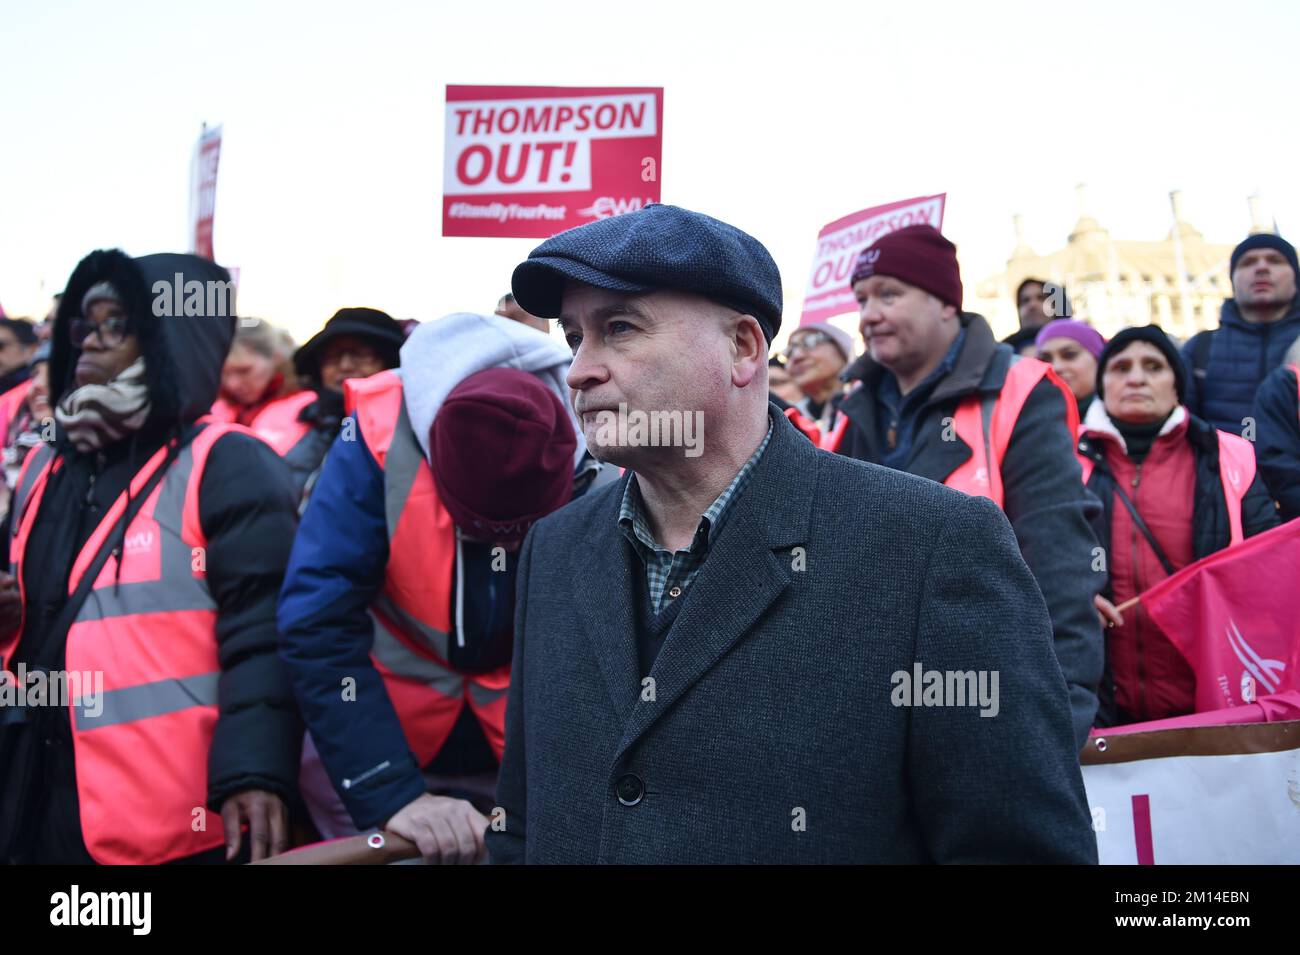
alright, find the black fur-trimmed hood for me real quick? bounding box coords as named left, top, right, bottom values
left=51, top=249, right=236, bottom=425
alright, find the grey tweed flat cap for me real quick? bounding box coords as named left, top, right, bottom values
left=511, top=203, right=783, bottom=342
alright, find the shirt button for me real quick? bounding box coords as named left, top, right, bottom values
left=615, top=773, right=644, bottom=806
left=667, top=586, right=682, bottom=599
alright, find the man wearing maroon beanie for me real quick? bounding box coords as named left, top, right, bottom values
left=836, top=224, right=1105, bottom=749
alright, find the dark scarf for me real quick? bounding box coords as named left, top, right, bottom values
left=1114, top=413, right=1171, bottom=463
left=304, top=386, right=345, bottom=428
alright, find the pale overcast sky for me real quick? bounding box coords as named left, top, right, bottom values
left=2, top=0, right=1296, bottom=346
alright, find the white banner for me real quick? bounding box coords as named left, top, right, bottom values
left=1083, top=748, right=1300, bottom=864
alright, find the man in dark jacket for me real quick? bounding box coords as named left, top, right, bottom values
left=1253, top=338, right=1300, bottom=520
left=1182, top=233, right=1300, bottom=435
left=488, top=204, right=1097, bottom=864
left=1002, top=278, right=1068, bottom=356
left=0, top=249, right=302, bottom=864
left=836, top=226, right=1103, bottom=749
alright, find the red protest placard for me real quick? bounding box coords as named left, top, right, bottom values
left=190, top=125, right=222, bottom=261
left=800, top=194, right=946, bottom=326
left=442, top=85, right=663, bottom=238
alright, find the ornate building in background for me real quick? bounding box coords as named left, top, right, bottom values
left=974, top=187, right=1275, bottom=341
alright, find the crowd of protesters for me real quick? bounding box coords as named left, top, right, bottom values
left=0, top=205, right=1298, bottom=864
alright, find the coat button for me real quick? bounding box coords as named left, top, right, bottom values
left=615, top=773, right=644, bottom=806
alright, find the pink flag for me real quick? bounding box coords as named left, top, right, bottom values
left=1140, top=518, right=1300, bottom=713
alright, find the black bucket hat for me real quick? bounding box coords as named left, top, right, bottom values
left=293, top=307, right=405, bottom=381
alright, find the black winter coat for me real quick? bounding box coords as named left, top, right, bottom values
left=0, top=250, right=302, bottom=864
left=1182, top=297, right=1300, bottom=436
left=1253, top=362, right=1300, bottom=522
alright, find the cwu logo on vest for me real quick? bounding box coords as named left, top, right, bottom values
left=124, top=530, right=156, bottom=557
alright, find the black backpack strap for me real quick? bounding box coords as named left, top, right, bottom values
left=46, top=439, right=185, bottom=654
left=1191, top=330, right=1213, bottom=381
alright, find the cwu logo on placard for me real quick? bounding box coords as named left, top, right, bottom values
left=578, top=196, right=655, bottom=220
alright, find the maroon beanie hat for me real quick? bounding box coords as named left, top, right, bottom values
left=848, top=224, right=963, bottom=310
left=431, top=368, right=577, bottom=543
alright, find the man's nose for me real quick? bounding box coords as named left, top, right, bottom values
left=566, top=341, right=608, bottom=392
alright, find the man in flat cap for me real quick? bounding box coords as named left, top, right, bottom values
left=487, top=204, right=1097, bottom=864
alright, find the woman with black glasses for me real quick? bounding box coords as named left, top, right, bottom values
left=0, top=248, right=302, bottom=865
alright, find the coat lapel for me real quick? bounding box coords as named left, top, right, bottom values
left=613, top=410, right=817, bottom=762
left=574, top=476, right=643, bottom=723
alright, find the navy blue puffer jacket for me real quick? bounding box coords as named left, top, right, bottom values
left=1182, top=296, right=1300, bottom=435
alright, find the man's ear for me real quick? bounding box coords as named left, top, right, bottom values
left=731, top=314, right=766, bottom=388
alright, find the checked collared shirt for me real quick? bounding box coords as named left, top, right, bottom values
left=617, top=421, right=773, bottom=613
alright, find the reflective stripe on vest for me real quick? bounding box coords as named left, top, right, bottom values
left=783, top=406, right=850, bottom=453
left=3, top=423, right=245, bottom=864
left=944, top=357, right=1073, bottom=508
left=1216, top=430, right=1256, bottom=546
left=344, top=370, right=507, bottom=762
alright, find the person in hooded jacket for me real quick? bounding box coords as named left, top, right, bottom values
left=0, top=249, right=302, bottom=865
left=1251, top=335, right=1300, bottom=522
left=278, top=313, right=609, bottom=864
left=1079, top=326, right=1277, bottom=726
left=1182, top=234, right=1300, bottom=436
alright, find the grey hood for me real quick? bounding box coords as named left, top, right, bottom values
left=398, top=312, right=584, bottom=465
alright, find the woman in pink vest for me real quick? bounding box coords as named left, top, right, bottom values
left=1078, top=325, right=1277, bottom=726
left=211, top=318, right=299, bottom=427
left=0, top=249, right=303, bottom=864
